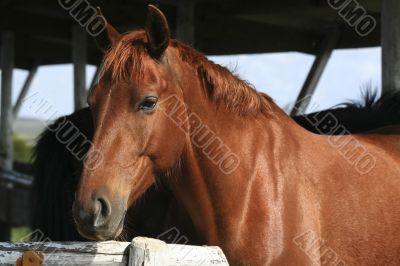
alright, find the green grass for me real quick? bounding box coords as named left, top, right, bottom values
left=11, top=227, right=32, bottom=242
left=13, top=134, right=34, bottom=163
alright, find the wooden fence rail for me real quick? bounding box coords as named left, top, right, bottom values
left=0, top=237, right=229, bottom=266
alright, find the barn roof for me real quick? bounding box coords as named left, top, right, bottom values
left=0, top=0, right=381, bottom=70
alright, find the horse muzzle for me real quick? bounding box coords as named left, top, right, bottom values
left=72, top=192, right=126, bottom=240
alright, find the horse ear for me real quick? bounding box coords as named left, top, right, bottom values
left=95, top=7, right=121, bottom=52
left=145, top=5, right=170, bottom=58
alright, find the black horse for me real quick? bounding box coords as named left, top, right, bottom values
left=295, top=90, right=400, bottom=134
left=32, top=91, right=400, bottom=241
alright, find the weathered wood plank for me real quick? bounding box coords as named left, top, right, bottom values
left=129, top=237, right=229, bottom=266
left=0, top=239, right=229, bottom=265
left=0, top=241, right=130, bottom=266
left=0, top=169, right=33, bottom=187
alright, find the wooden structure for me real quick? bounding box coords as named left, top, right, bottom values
left=0, top=237, right=229, bottom=265
left=0, top=0, right=398, bottom=241
left=291, top=30, right=341, bottom=115
left=381, top=0, right=400, bottom=94
left=0, top=168, right=32, bottom=241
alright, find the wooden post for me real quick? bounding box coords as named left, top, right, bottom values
left=88, top=64, right=102, bottom=91
left=0, top=183, right=11, bottom=241
left=382, top=0, right=400, bottom=94
left=0, top=225, right=8, bottom=242
left=290, top=30, right=340, bottom=116
left=0, top=217, right=11, bottom=241
left=129, top=237, right=229, bottom=266
left=0, top=32, right=14, bottom=170
left=13, top=63, right=39, bottom=119
left=72, top=25, right=87, bottom=110
left=0, top=186, right=11, bottom=241
left=0, top=31, right=14, bottom=242
left=176, top=0, right=195, bottom=45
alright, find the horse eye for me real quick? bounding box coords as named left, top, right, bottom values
left=139, top=96, right=158, bottom=112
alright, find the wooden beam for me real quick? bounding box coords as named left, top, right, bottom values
left=382, top=0, right=400, bottom=94
left=0, top=31, right=15, bottom=242
left=0, top=241, right=130, bottom=265
left=290, top=30, right=340, bottom=116
left=0, top=32, right=14, bottom=171
left=0, top=168, right=33, bottom=228
left=0, top=13, right=70, bottom=42
left=0, top=238, right=229, bottom=265
left=12, top=63, right=39, bottom=119
left=72, top=25, right=87, bottom=110
left=176, top=0, right=195, bottom=45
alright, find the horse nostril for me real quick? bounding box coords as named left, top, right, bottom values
left=93, top=197, right=111, bottom=228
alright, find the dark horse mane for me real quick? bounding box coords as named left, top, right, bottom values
left=337, top=89, right=400, bottom=112
left=101, top=31, right=273, bottom=116
left=294, top=90, right=400, bottom=134
left=32, top=108, right=92, bottom=240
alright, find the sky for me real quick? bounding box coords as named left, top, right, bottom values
left=11, top=47, right=381, bottom=120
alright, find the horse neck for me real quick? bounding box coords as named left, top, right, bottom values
left=165, top=51, right=320, bottom=246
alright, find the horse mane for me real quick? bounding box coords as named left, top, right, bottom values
left=32, top=108, right=93, bottom=241
left=335, top=85, right=400, bottom=114
left=336, top=88, right=379, bottom=109
left=293, top=86, right=400, bottom=134
left=101, top=31, right=148, bottom=84
left=100, top=31, right=274, bottom=116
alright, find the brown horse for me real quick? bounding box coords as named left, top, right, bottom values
left=32, top=91, right=400, bottom=244
left=33, top=91, right=400, bottom=243
left=32, top=107, right=193, bottom=242
left=73, top=5, right=400, bottom=265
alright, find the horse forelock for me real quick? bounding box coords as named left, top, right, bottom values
left=99, top=30, right=275, bottom=116
left=100, top=31, right=148, bottom=84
